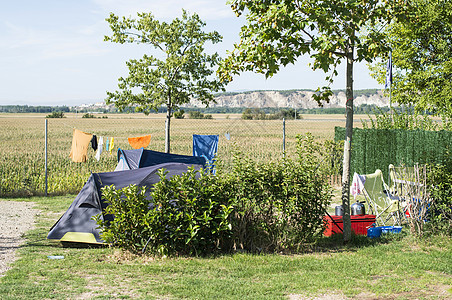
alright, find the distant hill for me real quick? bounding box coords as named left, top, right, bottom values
left=185, top=89, right=389, bottom=109
left=0, top=89, right=389, bottom=113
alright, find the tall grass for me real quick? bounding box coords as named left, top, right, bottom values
left=0, top=113, right=352, bottom=197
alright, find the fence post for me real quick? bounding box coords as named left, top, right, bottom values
left=45, top=119, right=48, bottom=196
left=283, top=118, right=286, bottom=157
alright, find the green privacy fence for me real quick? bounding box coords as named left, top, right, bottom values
left=335, top=127, right=452, bottom=180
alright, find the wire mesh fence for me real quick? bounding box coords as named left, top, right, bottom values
left=0, top=113, right=346, bottom=197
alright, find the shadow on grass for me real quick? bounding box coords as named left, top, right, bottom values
left=310, top=230, right=408, bottom=254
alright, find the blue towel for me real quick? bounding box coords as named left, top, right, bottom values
left=193, top=134, right=219, bottom=170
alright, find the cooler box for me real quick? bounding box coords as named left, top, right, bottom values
left=324, top=215, right=376, bottom=236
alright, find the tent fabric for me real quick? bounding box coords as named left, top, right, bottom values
left=114, top=148, right=206, bottom=171
left=48, top=162, right=204, bottom=244
left=193, top=134, right=219, bottom=166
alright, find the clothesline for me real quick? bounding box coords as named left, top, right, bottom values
left=69, top=128, right=151, bottom=163
left=54, top=121, right=151, bottom=139
left=69, top=127, right=223, bottom=163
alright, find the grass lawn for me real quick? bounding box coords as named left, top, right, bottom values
left=1, top=195, right=451, bottom=300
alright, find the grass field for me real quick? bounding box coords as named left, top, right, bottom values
left=0, top=113, right=368, bottom=197
left=0, top=195, right=450, bottom=299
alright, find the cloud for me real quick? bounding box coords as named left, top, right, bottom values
left=92, top=0, right=234, bottom=20
left=0, top=19, right=110, bottom=62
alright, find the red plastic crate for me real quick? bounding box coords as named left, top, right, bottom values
left=324, top=215, right=376, bottom=236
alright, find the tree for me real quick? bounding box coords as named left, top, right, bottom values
left=218, top=0, right=404, bottom=242
left=371, top=0, right=452, bottom=118
left=105, top=10, right=225, bottom=152
left=46, top=111, right=65, bottom=118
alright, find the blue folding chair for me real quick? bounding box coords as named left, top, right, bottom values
left=193, top=134, right=219, bottom=172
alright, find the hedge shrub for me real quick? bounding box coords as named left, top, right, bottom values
left=426, top=151, right=452, bottom=236
left=97, top=134, right=332, bottom=256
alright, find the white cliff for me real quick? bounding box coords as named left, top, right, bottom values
left=186, top=90, right=389, bottom=108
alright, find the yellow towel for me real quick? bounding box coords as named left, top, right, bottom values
left=128, top=135, right=151, bottom=149
left=69, top=129, right=93, bottom=163
left=109, top=137, right=115, bottom=154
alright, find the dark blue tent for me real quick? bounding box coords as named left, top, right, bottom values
left=48, top=162, right=203, bottom=244
left=115, top=148, right=206, bottom=171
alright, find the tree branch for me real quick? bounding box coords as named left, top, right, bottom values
left=123, top=31, right=164, bottom=52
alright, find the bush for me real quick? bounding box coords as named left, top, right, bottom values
left=97, top=134, right=332, bottom=255
left=189, top=111, right=212, bottom=119
left=241, top=108, right=301, bottom=120
left=82, top=113, right=96, bottom=118
left=174, top=109, right=185, bottom=119
left=46, top=111, right=65, bottom=118
left=361, top=109, right=451, bottom=131
left=241, top=108, right=266, bottom=120
left=225, top=154, right=331, bottom=252
left=98, top=168, right=234, bottom=256
left=426, top=152, right=452, bottom=236
left=97, top=185, right=153, bottom=253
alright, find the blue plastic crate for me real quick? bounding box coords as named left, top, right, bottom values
left=379, top=226, right=402, bottom=234
left=367, top=226, right=382, bottom=238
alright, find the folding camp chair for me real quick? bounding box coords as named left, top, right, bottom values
left=352, top=169, right=405, bottom=226
left=389, top=164, right=417, bottom=198
left=389, top=164, right=430, bottom=222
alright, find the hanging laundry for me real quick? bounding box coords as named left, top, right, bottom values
left=90, top=135, right=98, bottom=151
left=95, top=136, right=103, bottom=161
left=128, top=135, right=151, bottom=149
left=109, top=137, right=115, bottom=154
left=193, top=134, right=219, bottom=172
left=351, top=173, right=366, bottom=200
left=69, top=129, right=93, bottom=163
left=105, top=138, right=110, bottom=152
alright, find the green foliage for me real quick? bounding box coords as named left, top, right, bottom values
left=361, top=109, right=451, bottom=131
left=173, top=109, right=185, bottom=119
left=98, top=168, right=234, bottom=256
left=241, top=108, right=266, bottom=120
left=219, top=0, right=404, bottom=104
left=45, top=111, right=65, bottom=118
left=1, top=105, right=70, bottom=113
left=334, top=127, right=452, bottom=179
left=241, top=108, right=300, bottom=120
left=188, top=111, right=213, bottom=119
left=105, top=9, right=225, bottom=151
left=148, top=168, right=233, bottom=256
left=97, top=185, right=152, bottom=253
left=320, top=139, right=344, bottom=177
left=105, top=10, right=224, bottom=113
left=371, top=0, right=452, bottom=118
left=275, top=108, right=300, bottom=120
left=97, top=134, right=332, bottom=255
left=225, top=134, right=331, bottom=252
left=426, top=152, right=452, bottom=236
left=82, top=113, right=96, bottom=119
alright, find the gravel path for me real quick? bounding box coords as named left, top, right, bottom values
left=0, top=201, right=39, bottom=277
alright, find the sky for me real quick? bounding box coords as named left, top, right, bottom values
left=0, top=0, right=383, bottom=106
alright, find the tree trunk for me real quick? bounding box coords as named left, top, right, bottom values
left=165, top=100, right=172, bottom=153
left=341, top=41, right=354, bottom=243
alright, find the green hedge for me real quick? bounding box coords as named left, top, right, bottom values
left=335, top=127, right=452, bottom=179
left=97, top=134, right=332, bottom=256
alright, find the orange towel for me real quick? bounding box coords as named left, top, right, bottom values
left=69, top=129, right=93, bottom=162
left=128, top=135, right=151, bottom=149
